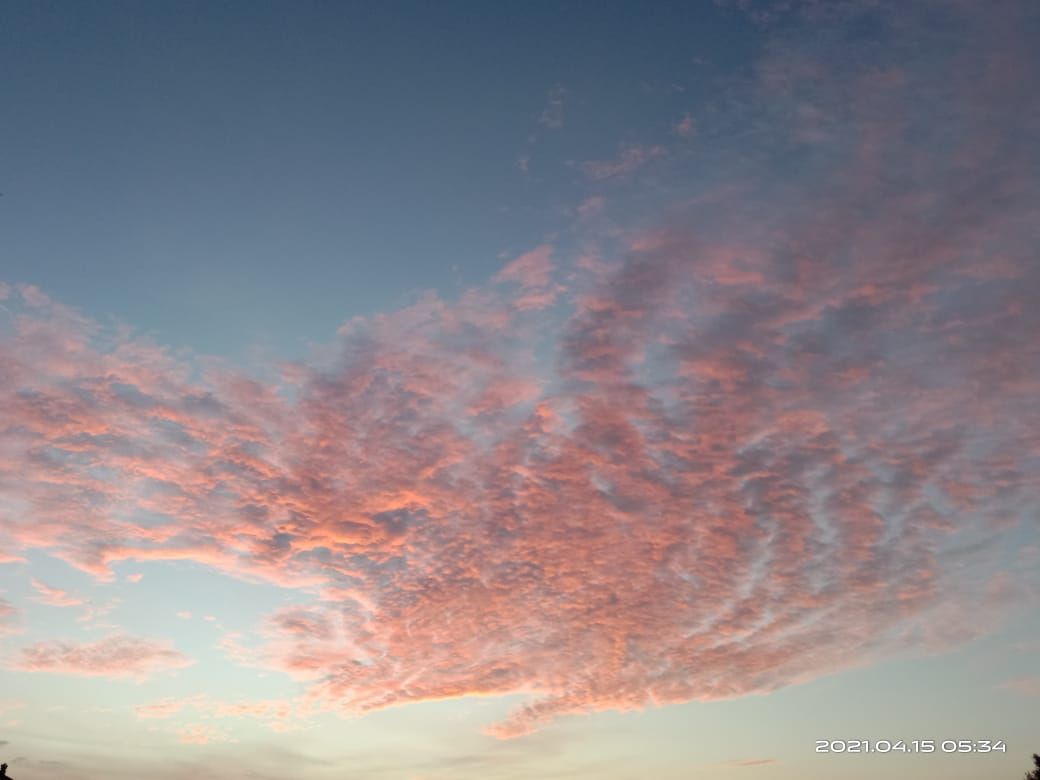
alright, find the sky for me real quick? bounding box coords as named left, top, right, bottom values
left=0, top=1, right=1038, bottom=778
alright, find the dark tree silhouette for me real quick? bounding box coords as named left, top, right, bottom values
left=1024, top=753, right=1040, bottom=780
left=0, top=761, right=10, bottom=779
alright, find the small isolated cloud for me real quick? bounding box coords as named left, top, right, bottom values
left=176, top=611, right=192, bottom=620
left=76, top=598, right=120, bottom=628
left=177, top=723, right=229, bottom=745
left=139, top=694, right=308, bottom=734
left=726, top=758, right=778, bottom=767
left=674, top=113, right=696, bottom=137
left=0, top=598, right=21, bottom=635
left=493, top=245, right=562, bottom=311
left=74, top=603, right=119, bottom=632
left=576, top=144, right=666, bottom=180
left=31, top=578, right=84, bottom=608
left=576, top=196, right=606, bottom=217
left=494, top=245, right=554, bottom=289
left=16, top=634, right=193, bottom=679
left=999, top=677, right=1040, bottom=696
left=539, top=84, right=566, bottom=129
left=125, top=573, right=144, bottom=583
left=136, top=694, right=208, bottom=719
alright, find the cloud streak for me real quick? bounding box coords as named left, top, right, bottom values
left=999, top=677, right=1040, bottom=697
left=136, top=693, right=309, bottom=733
left=15, top=635, right=193, bottom=679
left=31, top=578, right=85, bottom=607
left=576, top=144, right=665, bottom=180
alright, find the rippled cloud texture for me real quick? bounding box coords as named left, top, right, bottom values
left=1, top=0, right=1038, bottom=743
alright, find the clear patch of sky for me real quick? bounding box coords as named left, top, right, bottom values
left=0, top=1, right=759, bottom=363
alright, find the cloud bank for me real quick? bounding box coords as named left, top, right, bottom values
left=0, top=0, right=1037, bottom=738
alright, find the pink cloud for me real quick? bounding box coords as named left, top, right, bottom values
left=76, top=598, right=120, bottom=628
left=136, top=693, right=310, bottom=734
left=576, top=196, right=606, bottom=217
left=2, top=188, right=1037, bottom=732
left=493, top=245, right=562, bottom=310
left=577, top=144, right=665, bottom=180
left=136, top=695, right=206, bottom=719
left=15, top=635, right=193, bottom=679
left=0, top=598, right=20, bottom=635
left=31, top=578, right=84, bottom=608
left=494, top=245, right=554, bottom=289
left=674, top=113, right=696, bottom=137
left=177, top=723, right=228, bottom=745
left=999, top=677, right=1040, bottom=697
left=0, top=0, right=1036, bottom=742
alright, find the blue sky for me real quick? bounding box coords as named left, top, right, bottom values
left=0, top=1, right=754, bottom=358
